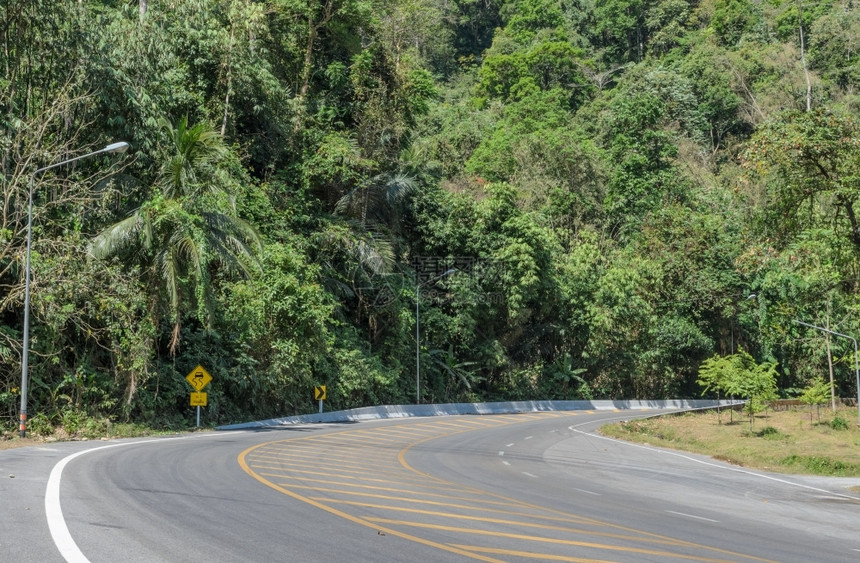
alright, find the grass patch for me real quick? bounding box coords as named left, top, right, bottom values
left=601, top=406, right=860, bottom=477
left=779, top=455, right=859, bottom=476
left=1, top=417, right=200, bottom=451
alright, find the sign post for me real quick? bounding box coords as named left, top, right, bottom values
left=314, top=385, right=326, bottom=414
left=185, top=365, right=213, bottom=427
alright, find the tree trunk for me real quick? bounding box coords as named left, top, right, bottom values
left=840, top=198, right=860, bottom=257
left=299, top=12, right=317, bottom=100
left=295, top=2, right=335, bottom=133
left=221, top=26, right=234, bottom=137
left=798, top=0, right=812, bottom=111
left=825, top=307, right=837, bottom=412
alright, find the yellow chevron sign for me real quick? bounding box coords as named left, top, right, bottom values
left=314, top=385, right=326, bottom=401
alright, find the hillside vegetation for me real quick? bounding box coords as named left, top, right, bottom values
left=1, top=0, right=859, bottom=432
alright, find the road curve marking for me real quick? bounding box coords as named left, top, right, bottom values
left=46, top=439, right=165, bottom=563
left=241, top=415, right=776, bottom=563
left=238, top=439, right=504, bottom=562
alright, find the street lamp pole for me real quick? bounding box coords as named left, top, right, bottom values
left=415, top=268, right=456, bottom=404
left=793, top=319, right=860, bottom=426
left=19, top=141, right=129, bottom=438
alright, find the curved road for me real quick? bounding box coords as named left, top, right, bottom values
left=3, top=409, right=860, bottom=561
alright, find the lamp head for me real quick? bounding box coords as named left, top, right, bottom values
left=103, top=141, right=130, bottom=154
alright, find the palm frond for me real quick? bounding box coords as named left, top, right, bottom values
left=380, top=173, right=418, bottom=205
left=89, top=213, right=144, bottom=259
left=313, top=224, right=394, bottom=276
left=170, top=228, right=204, bottom=282
left=333, top=171, right=418, bottom=226
left=158, top=116, right=228, bottom=198
left=354, top=235, right=394, bottom=276
left=158, top=249, right=180, bottom=318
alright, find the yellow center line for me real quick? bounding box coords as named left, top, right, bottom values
left=365, top=517, right=739, bottom=552
left=264, top=480, right=538, bottom=507
left=301, top=490, right=607, bottom=522
left=449, top=542, right=743, bottom=563
left=257, top=471, right=475, bottom=494
left=239, top=415, right=776, bottom=563
left=238, top=444, right=504, bottom=562
left=247, top=454, right=410, bottom=474
left=247, top=464, right=431, bottom=482
left=450, top=544, right=642, bottom=562
left=394, top=425, right=776, bottom=561
left=308, top=498, right=637, bottom=531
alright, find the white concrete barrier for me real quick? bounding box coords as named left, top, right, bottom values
left=216, top=399, right=741, bottom=430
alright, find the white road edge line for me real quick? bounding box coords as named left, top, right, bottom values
left=666, top=510, right=719, bottom=523
left=573, top=488, right=601, bottom=496
left=46, top=433, right=228, bottom=562
left=569, top=425, right=858, bottom=499
left=47, top=442, right=143, bottom=563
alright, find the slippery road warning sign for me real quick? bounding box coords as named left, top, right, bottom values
left=186, top=365, right=212, bottom=391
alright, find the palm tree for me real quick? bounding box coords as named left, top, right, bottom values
left=90, top=117, right=261, bottom=354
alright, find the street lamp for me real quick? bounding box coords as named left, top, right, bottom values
left=793, top=319, right=860, bottom=426
left=415, top=268, right=456, bottom=404
left=19, top=141, right=129, bottom=438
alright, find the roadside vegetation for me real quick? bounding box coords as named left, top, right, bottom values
left=602, top=404, right=860, bottom=477
left=3, top=1, right=860, bottom=435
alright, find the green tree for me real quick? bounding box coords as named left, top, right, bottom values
left=798, top=376, right=830, bottom=421
left=697, top=353, right=735, bottom=423
left=698, top=350, right=777, bottom=426
left=809, top=4, right=860, bottom=89
left=90, top=117, right=261, bottom=354
left=743, top=109, right=860, bottom=257
left=710, top=0, right=762, bottom=47
left=601, top=68, right=702, bottom=235
left=594, top=0, right=649, bottom=63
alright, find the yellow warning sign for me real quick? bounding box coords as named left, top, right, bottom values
left=186, top=365, right=212, bottom=391
left=190, top=392, right=207, bottom=406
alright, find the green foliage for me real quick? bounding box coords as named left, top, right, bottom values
left=594, top=0, right=648, bottom=62
left=780, top=454, right=857, bottom=476
left=91, top=117, right=262, bottom=355
left=830, top=415, right=849, bottom=430
left=710, top=0, right=763, bottom=46
left=697, top=350, right=778, bottom=426
left=809, top=5, right=860, bottom=89
left=477, top=40, right=593, bottom=109
left=5, top=0, right=860, bottom=433
left=467, top=89, right=574, bottom=181
left=752, top=425, right=784, bottom=439
left=743, top=109, right=860, bottom=255
left=798, top=376, right=830, bottom=406
left=772, top=0, right=833, bottom=43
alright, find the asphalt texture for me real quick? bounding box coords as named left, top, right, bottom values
left=2, top=409, right=860, bottom=562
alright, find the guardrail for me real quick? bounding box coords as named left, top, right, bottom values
left=216, top=399, right=742, bottom=430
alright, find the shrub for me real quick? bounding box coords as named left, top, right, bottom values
left=830, top=416, right=849, bottom=431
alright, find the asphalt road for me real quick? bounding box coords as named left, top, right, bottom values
left=2, top=409, right=860, bottom=562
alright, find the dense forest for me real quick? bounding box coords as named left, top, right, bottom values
left=1, top=0, right=859, bottom=431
